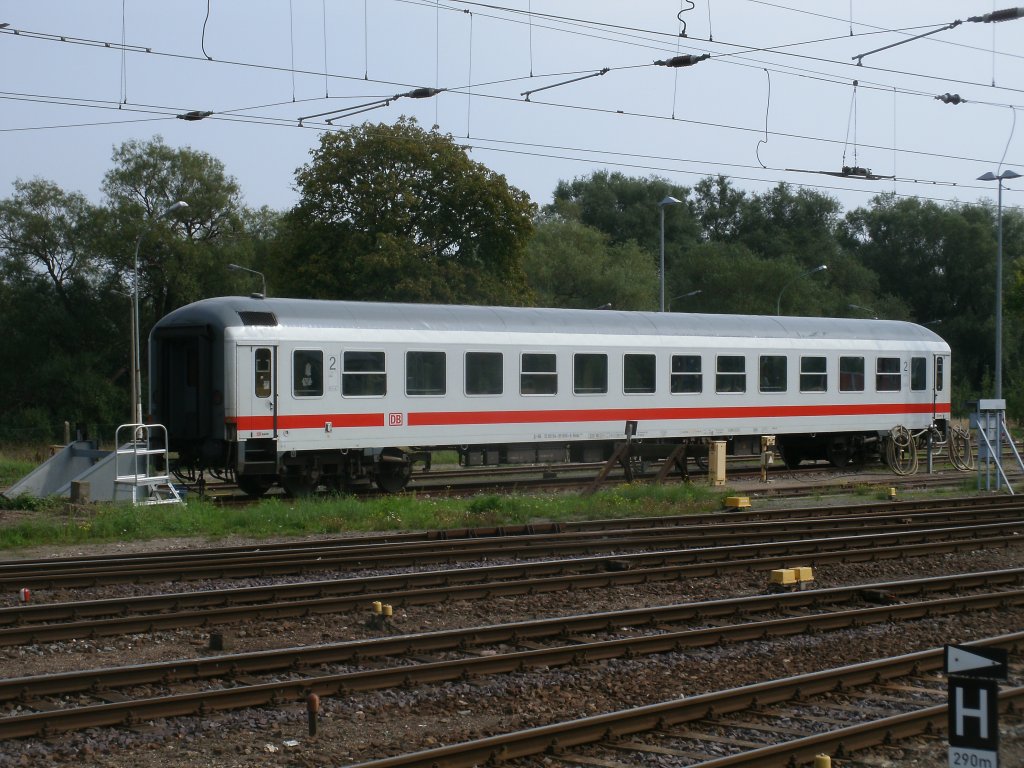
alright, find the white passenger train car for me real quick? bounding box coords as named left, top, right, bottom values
left=149, top=296, right=951, bottom=495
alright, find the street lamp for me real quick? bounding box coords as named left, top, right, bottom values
left=658, top=196, right=682, bottom=312
left=776, top=264, right=827, bottom=316
left=131, top=201, right=188, bottom=424
left=669, top=289, right=702, bottom=310
left=228, top=263, right=268, bottom=298
left=977, top=168, right=1021, bottom=400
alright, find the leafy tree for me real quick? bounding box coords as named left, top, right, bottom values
left=733, top=182, right=844, bottom=265
left=692, top=175, right=746, bottom=241
left=547, top=170, right=699, bottom=252
left=842, top=194, right=1014, bottom=401
left=0, top=179, right=103, bottom=310
left=0, top=137, right=262, bottom=442
left=524, top=217, right=658, bottom=310
left=101, top=136, right=246, bottom=320
left=277, top=117, right=535, bottom=305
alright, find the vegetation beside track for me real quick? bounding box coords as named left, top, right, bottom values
left=0, top=452, right=35, bottom=490
left=0, top=482, right=725, bottom=551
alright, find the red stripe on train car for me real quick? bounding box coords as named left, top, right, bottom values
left=229, top=413, right=386, bottom=430
left=406, top=402, right=950, bottom=427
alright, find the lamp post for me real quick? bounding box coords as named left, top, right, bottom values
left=977, top=168, right=1020, bottom=400
left=131, top=201, right=188, bottom=424
left=776, top=264, right=827, bottom=316
left=227, top=263, right=268, bottom=297
left=669, top=289, right=702, bottom=311
left=658, top=196, right=682, bottom=312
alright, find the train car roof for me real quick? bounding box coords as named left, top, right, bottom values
left=154, top=296, right=945, bottom=343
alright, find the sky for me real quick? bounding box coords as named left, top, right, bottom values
left=1, top=1, right=1022, bottom=216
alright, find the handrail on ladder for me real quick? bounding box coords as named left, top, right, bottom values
left=114, top=423, right=184, bottom=506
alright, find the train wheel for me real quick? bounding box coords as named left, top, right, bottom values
left=237, top=474, right=273, bottom=498
left=826, top=436, right=851, bottom=468
left=779, top=445, right=802, bottom=469
left=282, top=470, right=317, bottom=497
left=376, top=449, right=412, bottom=492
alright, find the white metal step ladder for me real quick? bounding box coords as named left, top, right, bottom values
left=114, top=424, right=184, bottom=506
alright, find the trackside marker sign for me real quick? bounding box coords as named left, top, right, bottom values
left=946, top=645, right=1007, bottom=768
left=945, top=646, right=1009, bottom=680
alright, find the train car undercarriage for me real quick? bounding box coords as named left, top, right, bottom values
left=170, top=426, right=951, bottom=498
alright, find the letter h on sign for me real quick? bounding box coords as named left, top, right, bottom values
left=948, top=677, right=999, bottom=751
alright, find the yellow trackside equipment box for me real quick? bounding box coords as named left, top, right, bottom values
left=771, top=568, right=797, bottom=585
left=795, top=566, right=814, bottom=583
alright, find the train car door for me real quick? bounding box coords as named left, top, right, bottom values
left=932, top=353, right=947, bottom=419
left=237, top=346, right=278, bottom=437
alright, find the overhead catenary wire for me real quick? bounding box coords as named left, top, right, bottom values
left=2, top=3, right=1023, bottom=220
left=5, top=10, right=1023, bottom=180
left=0, top=90, right=1019, bottom=214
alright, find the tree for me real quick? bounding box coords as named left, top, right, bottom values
left=733, top=183, right=844, bottom=264
left=0, top=179, right=103, bottom=310
left=277, top=117, right=535, bottom=305
left=843, top=194, right=1007, bottom=399
left=692, top=175, right=746, bottom=242
left=524, top=218, right=658, bottom=310
left=547, top=171, right=699, bottom=252
left=101, top=136, right=246, bottom=320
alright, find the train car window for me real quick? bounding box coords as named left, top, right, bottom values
left=574, top=353, right=608, bottom=394
left=716, top=355, right=746, bottom=393
left=671, top=355, right=702, bottom=393
left=840, top=356, right=865, bottom=392
left=343, top=351, right=386, bottom=397
left=800, top=356, right=827, bottom=392
left=623, top=354, right=656, bottom=394
left=255, top=348, right=272, bottom=398
left=521, top=353, right=557, bottom=395
left=911, top=356, right=927, bottom=391
left=759, top=355, right=787, bottom=393
left=466, top=352, right=503, bottom=395
left=936, top=356, right=945, bottom=391
left=876, top=357, right=901, bottom=392
left=293, top=350, right=324, bottom=397
left=406, top=351, right=446, bottom=396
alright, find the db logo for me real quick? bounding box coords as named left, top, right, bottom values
left=388, top=412, right=404, bottom=427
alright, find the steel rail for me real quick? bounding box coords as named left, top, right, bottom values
left=0, top=494, right=1014, bottom=576
left=3, top=506, right=1021, bottom=590
left=0, top=527, right=1021, bottom=646
left=2, top=493, right=1017, bottom=569
left=0, top=568, right=1021, bottom=706
left=3, top=585, right=1023, bottom=740
left=682, top=689, right=1024, bottom=767
left=337, top=633, right=1024, bottom=768
left=3, top=514, right=1024, bottom=592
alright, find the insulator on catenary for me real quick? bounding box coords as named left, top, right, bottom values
left=968, top=7, right=1024, bottom=23
left=654, top=53, right=710, bottom=68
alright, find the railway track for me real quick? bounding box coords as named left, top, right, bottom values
left=3, top=495, right=1021, bottom=590
left=1, top=495, right=1023, bottom=764
left=1, top=572, right=1022, bottom=741
left=340, top=633, right=1024, bottom=768
left=2, top=515, right=1023, bottom=645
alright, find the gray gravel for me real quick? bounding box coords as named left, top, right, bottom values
left=1, top=516, right=1023, bottom=767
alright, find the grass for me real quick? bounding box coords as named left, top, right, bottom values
left=0, top=482, right=725, bottom=551
left=0, top=453, right=37, bottom=490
